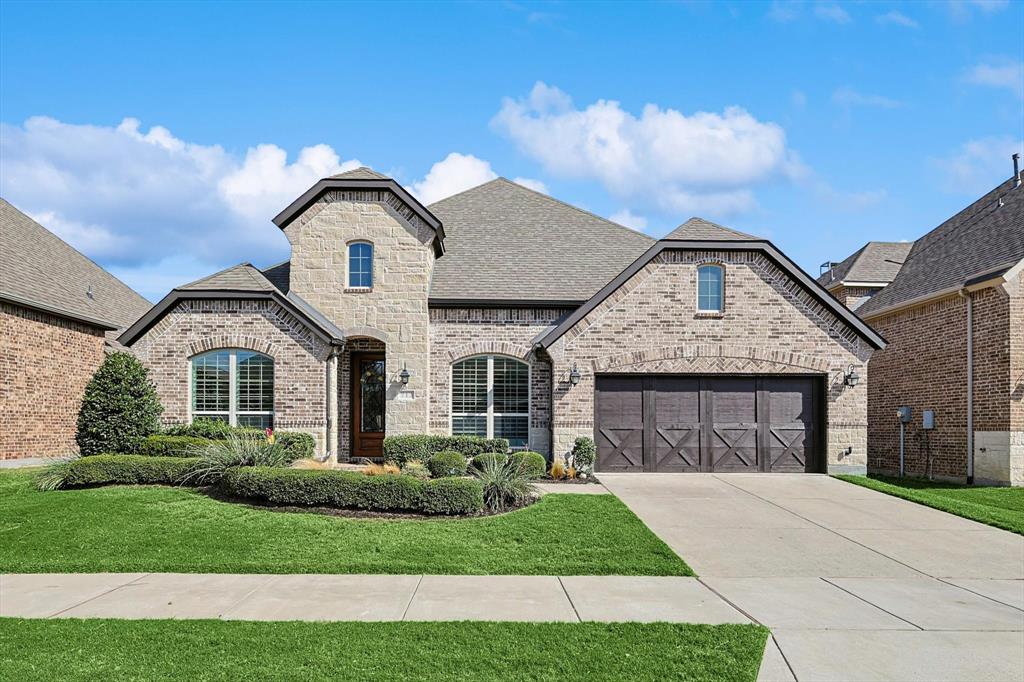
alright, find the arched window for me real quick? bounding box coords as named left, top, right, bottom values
left=697, top=264, right=724, bottom=312
left=451, top=355, right=529, bottom=448
left=191, top=349, right=274, bottom=428
left=348, top=241, right=373, bottom=289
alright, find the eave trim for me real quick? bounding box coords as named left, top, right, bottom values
left=0, top=291, right=120, bottom=330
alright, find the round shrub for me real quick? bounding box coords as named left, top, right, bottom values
left=508, top=451, right=547, bottom=479
left=402, top=459, right=431, bottom=481
left=427, top=451, right=468, bottom=478
left=76, top=352, right=162, bottom=456
left=164, top=418, right=234, bottom=440
left=139, top=435, right=214, bottom=457
left=419, top=477, right=484, bottom=515
left=570, top=437, right=596, bottom=473
left=275, top=431, right=315, bottom=461
left=470, top=453, right=508, bottom=471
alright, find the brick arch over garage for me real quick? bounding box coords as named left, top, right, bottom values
left=445, top=340, right=533, bottom=363
left=591, top=343, right=832, bottom=374
left=185, top=335, right=279, bottom=359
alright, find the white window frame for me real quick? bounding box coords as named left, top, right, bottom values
left=449, top=355, right=531, bottom=450
left=346, top=240, right=374, bottom=290
left=697, top=263, right=725, bottom=312
left=191, top=349, right=274, bottom=428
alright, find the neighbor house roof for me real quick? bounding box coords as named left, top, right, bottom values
left=272, top=166, right=445, bottom=256
left=817, top=241, right=913, bottom=289
left=858, top=177, right=1024, bottom=318
left=427, top=178, right=654, bottom=305
left=666, top=217, right=759, bottom=241
left=0, top=198, right=151, bottom=330
left=118, top=262, right=345, bottom=346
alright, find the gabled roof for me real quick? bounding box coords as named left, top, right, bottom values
left=535, top=234, right=887, bottom=350
left=818, top=241, right=913, bottom=288
left=427, top=178, right=654, bottom=304
left=272, top=166, right=445, bottom=256
left=666, top=217, right=758, bottom=241
left=118, top=263, right=344, bottom=347
left=858, top=177, right=1024, bottom=318
left=0, top=198, right=151, bottom=330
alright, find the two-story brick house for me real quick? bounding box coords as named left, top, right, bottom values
left=119, top=168, right=885, bottom=474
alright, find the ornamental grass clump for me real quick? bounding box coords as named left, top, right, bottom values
left=401, top=459, right=431, bottom=481
left=184, top=432, right=290, bottom=485
left=471, top=453, right=538, bottom=513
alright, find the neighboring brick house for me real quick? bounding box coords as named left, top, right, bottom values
left=119, top=168, right=885, bottom=474
left=822, top=175, right=1024, bottom=486
left=818, top=241, right=912, bottom=310
left=0, top=199, right=152, bottom=459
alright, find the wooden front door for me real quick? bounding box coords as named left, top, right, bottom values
left=351, top=353, right=385, bottom=459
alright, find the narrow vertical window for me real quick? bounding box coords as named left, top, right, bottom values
left=348, top=242, right=373, bottom=289
left=697, top=264, right=724, bottom=312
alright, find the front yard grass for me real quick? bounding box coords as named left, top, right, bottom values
left=835, top=474, right=1024, bottom=535
left=0, top=469, right=691, bottom=575
left=0, top=618, right=768, bottom=682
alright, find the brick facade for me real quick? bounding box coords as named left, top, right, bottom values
left=428, top=307, right=571, bottom=455
left=864, top=281, right=1022, bottom=485
left=544, top=250, right=874, bottom=468
left=828, top=284, right=882, bottom=311
left=130, top=299, right=331, bottom=451
left=0, top=302, right=106, bottom=458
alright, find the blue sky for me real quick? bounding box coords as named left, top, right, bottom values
left=2, top=0, right=1022, bottom=301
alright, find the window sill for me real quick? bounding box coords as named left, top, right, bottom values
left=345, top=287, right=373, bottom=294
left=694, top=311, right=724, bottom=319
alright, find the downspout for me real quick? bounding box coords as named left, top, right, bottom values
left=960, top=290, right=974, bottom=484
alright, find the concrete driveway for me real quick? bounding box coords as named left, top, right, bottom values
left=600, top=473, right=1024, bottom=682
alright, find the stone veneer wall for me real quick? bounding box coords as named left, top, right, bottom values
left=0, top=302, right=106, bottom=458
left=130, top=299, right=331, bottom=452
left=284, top=193, right=435, bottom=439
left=428, top=307, right=572, bottom=455
left=544, top=250, right=873, bottom=469
left=865, top=286, right=1019, bottom=484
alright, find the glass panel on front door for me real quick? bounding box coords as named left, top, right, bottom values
left=360, top=360, right=385, bottom=433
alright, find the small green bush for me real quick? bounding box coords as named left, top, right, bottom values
left=163, top=422, right=314, bottom=461
left=570, top=437, right=597, bottom=473
left=509, top=451, right=547, bottom=479
left=221, top=466, right=483, bottom=515
left=76, top=352, right=162, bottom=456
left=275, top=431, right=315, bottom=460
left=470, top=453, right=508, bottom=471
left=37, top=455, right=201, bottom=490
left=384, top=435, right=509, bottom=466
left=139, top=435, right=215, bottom=457
left=164, top=418, right=235, bottom=440
left=402, top=459, right=431, bottom=481
left=427, top=451, right=468, bottom=478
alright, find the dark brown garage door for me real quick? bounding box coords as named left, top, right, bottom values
left=595, top=375, right=822, bottom=473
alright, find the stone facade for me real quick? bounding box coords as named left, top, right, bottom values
left=864, top=278, right=1023, bottom=485
left=544, top=250, right=874, bottom=469
left=130, top=299, right=331, bottom=450
left=0, top=302, right=106, bottom=459
left=284, top=193, right=435, bottom=441
left=428, top=307, right=571, bottom=455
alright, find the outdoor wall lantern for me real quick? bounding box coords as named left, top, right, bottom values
left=568, top=363, right=581, bottom=386
left=843, top=365, right=860, bottom=387
left=399, top=365, right=411, bottom=385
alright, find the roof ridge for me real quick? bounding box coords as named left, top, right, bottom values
left=175, top=262, right=251, bottom=290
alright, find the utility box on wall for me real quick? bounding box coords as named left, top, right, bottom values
left=922, top=410, right=935, bottom=430
left=897, top=406, right=912, bottom=423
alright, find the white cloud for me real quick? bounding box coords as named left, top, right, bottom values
left=814, top=3, right=850, bottom=24
left=512, top=177, right=548, bottom=194
left=492, top=82, right=804, bottom=217
left=875, top=11, right=919, bottom=28
left=609, top=209, right=648, bottom=231
left=832, top=87, right=903, bottom=109
left=930, top=136, right=1024, bottom=195
left=408, top=152, right=547, bottom=204
left=767, top=1, right=801, bottom=22
left=963, top=59, right=1024, bottom=99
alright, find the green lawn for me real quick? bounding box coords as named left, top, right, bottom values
left=835, top=474, right=1024, bottom=535
left=0, top=469, right=690, bottom=575
left=0, top=619, right=767, bottom=682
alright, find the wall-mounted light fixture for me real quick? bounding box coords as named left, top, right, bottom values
left=399, top=365, right=410, bottom=385
left=843, top=365, right=860, bottom=387
left=568, top=363, right=581, bottom=386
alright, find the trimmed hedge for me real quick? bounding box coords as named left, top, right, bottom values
left=276, top=432, right=315, bottom=461
left=48, top=455, right=202, bottom=489
left=221, top=466, right=484, bottom=515
left=384, top=435, right=509, bottom=467
left=139, top=435, right=214, bottom=457
left=427, top=451, right=468, bottom=478
left=159, top=424, right=315, bottom=462
left=509, top=451, right=547, bottom=479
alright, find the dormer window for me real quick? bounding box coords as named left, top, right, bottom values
left=348, top=242, right=373, bottom=289
left=697, top=264, right=724, bottom=312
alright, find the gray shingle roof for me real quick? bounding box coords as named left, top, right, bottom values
left=329, top=167, right=391, bottom=181
left=0, top=198, right=151, bottom=330
left=178, top=263, right=276, bottom=292
left=666, top=217, right=759, bottom=241
left=858, top=177, right=1024, bottom=317
left=427, top=178, right=654, bottom=302
left=817, top=242, right=913, bottom=288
